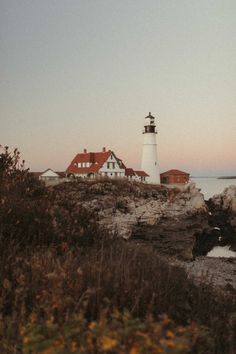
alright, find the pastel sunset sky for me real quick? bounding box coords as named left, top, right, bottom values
left=1, top=0, right=235, bottom=176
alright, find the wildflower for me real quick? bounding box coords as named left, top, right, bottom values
left=100, top=336, right=118, bottom=350
left=71, top=341, right=77, bottom=352
left=89, top=321, right=96, bottom=330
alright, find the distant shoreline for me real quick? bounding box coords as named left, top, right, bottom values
left=218, top=176, right=236, bottom=180
left=191, top=176, right=236, bottom=180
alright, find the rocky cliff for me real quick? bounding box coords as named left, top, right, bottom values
left=50, top=180, right=208, bottom=260
left=49, top=180, right=236, bottom=293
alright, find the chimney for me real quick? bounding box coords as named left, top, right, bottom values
left=102, top=147, right=106, bottom=152
left=83, top=148, right=87, bottom=153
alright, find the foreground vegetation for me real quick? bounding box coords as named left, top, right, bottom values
left=0, top=146, right=235, bottom=353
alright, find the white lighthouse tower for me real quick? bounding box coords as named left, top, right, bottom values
left=141, top=112, right=160, bottom=184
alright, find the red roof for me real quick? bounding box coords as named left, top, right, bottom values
left=66, top=150, right=112, bottom=174
left=160, top=169, right=189, bottom=176
left=125, top=168, right=135, bottom=177
left=117, top=158, right=126, bottom=169
left=66, top=149, right=127, bottom=175
left=135, top=170, right=149, bottom=177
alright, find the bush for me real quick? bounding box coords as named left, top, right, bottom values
left=0, top=147, right=101, bottom=251
left=21, top=311, right=213, bottom=354
left=0, top=243, right=216, bottom=354
left=0, top=146, right=54, bottom=251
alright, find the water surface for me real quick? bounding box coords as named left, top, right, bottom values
left=191, top=177, right=236, bottom=200
left=207, top=246, right=236, bottom=258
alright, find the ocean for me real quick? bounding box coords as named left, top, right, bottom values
left=190, top=177, right=236, bottom=200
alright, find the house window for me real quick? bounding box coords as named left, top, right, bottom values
left=110, top=155, right=113, bottom=160
left=112, top=162, right=115, bottom=169
left=107, top=162, right=110, bottom=169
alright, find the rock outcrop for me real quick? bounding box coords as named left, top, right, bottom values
left=50, top=180, right=208, bottom=260
left=193, top=185, right=236, bottom=256
left=98, top=182, right=206, bottom=240
left=207, top=185, right=236, bottom=251
left=211, top=185, right=236, bottom=214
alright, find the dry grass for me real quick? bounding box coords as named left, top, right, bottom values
left=0, top=240, right=215, bottom=353
left=1, top=238, right=235, bottom=353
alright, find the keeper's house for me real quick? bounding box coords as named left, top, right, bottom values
left=160, top=169, right=189, bottom=184
left=66, top=147, right=149, bottom=182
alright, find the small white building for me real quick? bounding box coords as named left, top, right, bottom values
left=125, top=168, right=149, bottom=182
left=39, top=168, right=61, bottom=181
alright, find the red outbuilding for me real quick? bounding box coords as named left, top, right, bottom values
left=160, top=169, right=190, bottom=184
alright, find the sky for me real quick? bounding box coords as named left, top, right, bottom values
left=0, top=0, right=235, bottom=176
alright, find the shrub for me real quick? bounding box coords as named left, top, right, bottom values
left=21, top=311, right=213, bottom=354
left=0, top=243, right=216, bottom=354
left=0, top=146, right=54, bottom=251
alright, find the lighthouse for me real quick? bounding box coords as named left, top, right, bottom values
left=141, top=112, right=160, bottom=184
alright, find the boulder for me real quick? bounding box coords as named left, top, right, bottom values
left=209, top=185, right=236, bottom=251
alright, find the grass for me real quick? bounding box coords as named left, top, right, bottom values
left=0, top=243, right=203, bottom=353
left=1, top=237, right=235, bottom=353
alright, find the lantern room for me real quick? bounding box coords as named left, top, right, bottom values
left=143, top=112, right=157, bottom=134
